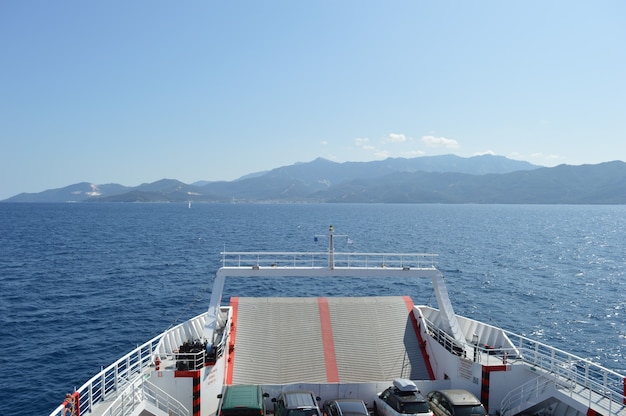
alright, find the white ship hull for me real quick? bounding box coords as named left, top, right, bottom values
left=49, top=228, right=626, bottom=416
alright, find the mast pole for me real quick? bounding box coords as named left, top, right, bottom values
left=329, top=225, right=334, bottom=270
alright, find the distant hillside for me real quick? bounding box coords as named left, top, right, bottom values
left=317, top=161, right=626, bottom=204
left=200, top=154, right=540, bottom=200
left=3, top=182, right=131, bottom=203
left=3, top=155, right=625, bottom=204
left=92, top=179, right=222, bottom=203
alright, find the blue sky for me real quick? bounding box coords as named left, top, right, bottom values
left=1, top=1, right=625, bottom=200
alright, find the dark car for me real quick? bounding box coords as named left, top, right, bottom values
left=273, top=390, right=322, bottom=416
left=218, top=385, right=269, bottom=416
left=323, top=399, right=369, bottom=416
left=426, top=390, right=487, bottom=416
left=374, top=379, right=432, bottom=416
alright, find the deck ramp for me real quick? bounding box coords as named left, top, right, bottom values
left=230, top=296, right=430, bottom=385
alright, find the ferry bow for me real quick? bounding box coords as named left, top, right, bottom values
left=50, top=226, right=626, bottom=416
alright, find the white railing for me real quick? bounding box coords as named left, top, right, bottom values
left=502, top=331, right=626, bottom=416
left=423, top=319, right=625, bottom=415
left=500, top=376, right=562, bottom=416
left=48, top=334, right=162, bottom=416
left=143, top=379, right=189, bottom=415
left=425, top=318, right=467, bottom=357
left=221, top=251, right=439, bottom=269
left=98, top=376, right=189, bottom=416
left=172, top=349, right=206, bottom=371
left=424, top=316, right=518, bottom=364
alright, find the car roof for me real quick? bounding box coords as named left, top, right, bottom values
left=221, top=385, right=263, bottom=409
left=333, top=399, right=367, bottom=413
left=393, top=378, right=419, bottom=393
left=435, top=390, right=481, bottom=406
left=282, top=391, right=317, bottom=407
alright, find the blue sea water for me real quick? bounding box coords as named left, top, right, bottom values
left=0, top=203, right=624, bottom=415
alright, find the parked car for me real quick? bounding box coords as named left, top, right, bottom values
left=323, top=399, right=369, bottom=416
left=273, top=390, right=323, bottom=416
left=218, top=385, right=269, bottom=416
left=374, top=379, right=432, bottom=416
left=426, top=390, right=487, bottom=416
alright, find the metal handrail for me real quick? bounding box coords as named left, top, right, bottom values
left=500, top=376, right=561, bottom=416
left=221, top=251, right=439, bottom=269
left=424, top=317, right=516, bottom=364
left=423, top=318, right=625, bottom=415
left=98, top=377, right=189, bottom=416
left=48, top=334, right=162, bottom=416
left=502, top=331, right=626, bottom=415
left=143, top=379, right=189, bottom=415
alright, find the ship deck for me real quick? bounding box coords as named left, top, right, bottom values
left=228, top=296, right=431, bottom=385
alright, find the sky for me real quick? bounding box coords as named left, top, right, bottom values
left=1, top=1, right=625, bottom=200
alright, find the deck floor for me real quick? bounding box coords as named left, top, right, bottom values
left=229, top=296, right=430, bottom=385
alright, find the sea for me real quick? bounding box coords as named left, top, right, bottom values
left=0, top=203, right=624, bottom=415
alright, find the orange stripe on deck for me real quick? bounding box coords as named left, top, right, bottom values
left=318, top=297, right=339, bottom=383
left=226, top=297, right=239, bottom=385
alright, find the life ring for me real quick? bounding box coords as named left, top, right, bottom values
left=62, top=392, right=79, bottom=416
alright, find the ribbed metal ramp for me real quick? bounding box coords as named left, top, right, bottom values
left=230, top=296, right=430, bottom=385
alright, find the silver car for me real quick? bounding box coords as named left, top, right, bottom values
left=374, top=379, right=432, bottom=416
left=426, top=390, right=487, bottom=416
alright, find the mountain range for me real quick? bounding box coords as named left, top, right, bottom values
left=3, top=154, right=626, bottom=204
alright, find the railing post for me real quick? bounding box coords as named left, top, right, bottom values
left=114, top=364, right=119, bottom=393
left=101, top=369, right=107, bottom=400
left=329, top=225, right=334, bottom=269
left=88, top=382, right=93, bottom=412
left=137, top=345, right=142, bottom=374
left=545, top=344, right=551, bottom=372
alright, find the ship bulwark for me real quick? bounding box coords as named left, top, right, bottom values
left=228, top=296, right=430, bottom=385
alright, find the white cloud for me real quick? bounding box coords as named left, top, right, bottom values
left=403, top=150, right=425, bottom=157
left=351, top=134, right=423, bottom=160
left=321, top=140, right=328, bottom=146
left=472, top=150, right=496, bottom=156
left=531, top=152, right=550, bottom=158
left=530, top=152, right=561, bottom=163
left=354, top=137, right=375, bottom=151
left=385, top=133, right=407, bottom=143
left=421, top=135, right=459, bottom=149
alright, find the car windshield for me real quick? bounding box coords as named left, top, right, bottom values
left=453, top=406, right=486, bottom=416
left=399, top=402, right=430, bottom=414
left=337, top=403, right=366, bottom=414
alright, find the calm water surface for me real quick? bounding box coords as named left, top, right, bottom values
left=0, top=203, right=624, bottom=415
